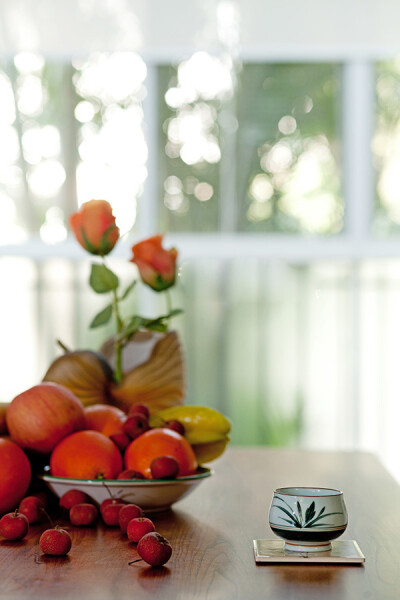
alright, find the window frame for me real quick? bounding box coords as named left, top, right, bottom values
left=0, top=52, right=397, bottom=262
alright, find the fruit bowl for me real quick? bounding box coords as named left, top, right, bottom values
left=39, top=467, right=212, bottom=512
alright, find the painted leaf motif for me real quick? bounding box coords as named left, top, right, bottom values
left=296, top=501, right=303, bottom=523
left=305, top=511, right=343, bottom=528
left=275, top=497, right=302, bottom=525
left=279, top=518, right=297, bottom=526
left=274, top=505, right=302, bottom=528
left=304, top=501, right=316, bottom=524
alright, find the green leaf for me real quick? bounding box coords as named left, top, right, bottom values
left=144, top=321, right=168, bottom=333
left=168, top=308, right=183, bottom=318
left=89, top=304, right=113, bottom=329
left=89, top=263, right=119, bottom=294
left=118, top=316, right=145, bottom=341
left=120, top=280, right=137, bottom=301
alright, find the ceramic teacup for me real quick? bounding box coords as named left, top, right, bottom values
left=269, top=487, right=348, bottom=552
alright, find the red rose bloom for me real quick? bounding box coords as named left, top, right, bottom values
left=69, top=200, right=119, bottom=256
left=131, top=235, right=178, bottom=291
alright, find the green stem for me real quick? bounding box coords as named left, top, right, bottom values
left=102, top=257, right=124, bottom=384
left=165, top=289, right=173, bottom=329
left=112, top=288, right=124, bottom=383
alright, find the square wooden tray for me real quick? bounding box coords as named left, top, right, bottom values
left=253, top=539, right=365, bottom=564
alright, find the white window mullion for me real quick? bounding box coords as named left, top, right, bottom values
left=342, top=61, right=375, bottom=241
left=136, top=64, right=162, bottom=316
left=341, top=60, right=375, bottom=449
left=137, top=63, right=159, bottom=239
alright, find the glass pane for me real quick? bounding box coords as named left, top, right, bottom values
left=159, top=60, right=343, bottom=234
left=0, top=52, right=146, bottom=244
left=158, top=53, right=234, bottom=232
left=237, top=63, right=343, bottom=234
left=374, top=60, right=400, bottom=235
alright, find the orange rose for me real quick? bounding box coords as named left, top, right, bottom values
left=131, top=235, right=178, bottom=291
left=69, top=200, right=120, bottom=256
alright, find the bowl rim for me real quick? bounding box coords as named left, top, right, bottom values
left=39, top=466, right=212, bottom=486
left=274, top=486, right=343, bottom=497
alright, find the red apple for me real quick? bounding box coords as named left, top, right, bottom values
left=0, top=438, right=31, bottom=515
left=6, top=382, right=86, bottom=454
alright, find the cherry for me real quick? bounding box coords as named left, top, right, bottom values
left=39, top=526, right=72, bottom=556
left=109, top=432, right=131, bottom=453
left=0, top=509, right=29, bottom=540
left=123, top=413, right=150, bottom=440
left=19, top=495, right=45, bottom=524
left=150, top=456, right=179, bottom=479
left=137, top=532, right=172, bottom=566
left=163, top=420, right=185, bottom=436
left=101, top=501, right=125, bottom=526
left=119, top=504, right=144, bottom=534
left=127, top=517, right=155, bottom=543
left=100, top=497, right=124, bottom=514
left=128, top=404, right=150, bottom=419
left=60, top=489, right=91, bottom=511
left=116, top=469, right=144, bottom=480
left=69, top=503, right=98, bottom=526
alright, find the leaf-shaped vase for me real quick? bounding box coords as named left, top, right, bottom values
left=100, top=330, right=186, bottom=416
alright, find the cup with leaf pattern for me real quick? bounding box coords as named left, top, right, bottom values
left=269, top=487, right=348, bottom=552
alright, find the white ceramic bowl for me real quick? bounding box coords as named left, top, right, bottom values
left=269, top=487, right=348, bottom=552
left=39, top=467, right=212, bottom=513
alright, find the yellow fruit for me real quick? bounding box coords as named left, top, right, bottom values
left=191, top=438, right=230, bottom=464
left=149, top=406, right=231, bottom=446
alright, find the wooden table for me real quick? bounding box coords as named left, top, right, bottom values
left=1, top=448, right=399, bottom=600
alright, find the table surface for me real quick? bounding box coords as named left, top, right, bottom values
left=1, top=447, right=400, bottom=600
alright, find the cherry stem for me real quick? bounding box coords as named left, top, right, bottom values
left=56, top=339, right=71, bottom=353
left=40, top=507, right=54, bottom=528
left=128, top=559, right=143, bottom=566
left=13, top=508, right=19, bottom=517
left=101, top=480, right=114, bottom=499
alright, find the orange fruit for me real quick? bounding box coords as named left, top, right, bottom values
left=84, top=404, right=126, bottom=437
left=50, top=430, right=123, bottom=479
left=125, top=428, right=198, bottom=479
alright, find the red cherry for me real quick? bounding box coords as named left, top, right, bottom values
left=60, top=489, right=91, bottom=511
left=128, top=404, right=150, bottom=419
left=116, top=469, right=144, bottom=480
left=100, top=497, right=124, bottom=514
left=163, top=420, right=185, bottom=436
left=123, top=414, right=150, bottom=440
left=127, top=517, right=155, bottom=543
left=39, top=527, right=71, bottom=556
left=119, top=504, right=144, bottom=534
left=0, top=510, right=29, bottom=540
left=150, top=456, right=179, bottom=479
left=109, top=432, right=131, bottom=453
left=137, top=532, right=172, bottom=566
left=69, top=503, right=98, bottom=526
left=19, top=495, right=45, bottom=524
left=101, top=501, right=125, bottom=526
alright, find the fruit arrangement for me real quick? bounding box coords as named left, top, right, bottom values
left=0, top=201, right=231, bottom=570
left=0, top=383, right=229, bottom=566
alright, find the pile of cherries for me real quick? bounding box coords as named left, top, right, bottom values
left=0, top=491, right=172, bottom=567
left=110, top=402, right=184, bottom=458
